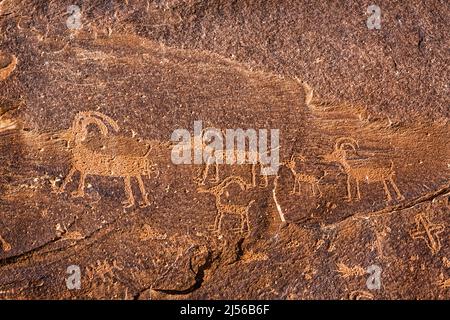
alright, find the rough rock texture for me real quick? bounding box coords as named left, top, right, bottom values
left=0, top=0, right=448, bottom=299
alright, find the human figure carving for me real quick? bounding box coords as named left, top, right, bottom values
left=323, top=137, right=404, bottom=202
left=58, top=111, right=157, bottom=208
left=197, top=176, right=255, bottom=235
left=410, top=213, right=445, bottom=255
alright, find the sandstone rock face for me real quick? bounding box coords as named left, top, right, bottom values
left=0, top=1, right=448, bottom=299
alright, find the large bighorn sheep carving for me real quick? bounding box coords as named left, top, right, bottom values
left=323, top=137, right=404, bottom=202
left=197, top=176, right=255, bottom=235
left=59, top=111, right=157, bottom=208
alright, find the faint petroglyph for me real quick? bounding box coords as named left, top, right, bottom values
left=58, top=111, right=158, bottom=208
left=240, top=250, right=269, bottom=264
left=172, top=122, right=277, bottom=188
left=0, top=111, right=17, bottom=132
left=194, top=127, right=270, bottom=189
left=84, top=259, right=126, bottom=299
left=61, top=231, right=84, bottom=241
left=0, top=234, right=11, bottom=252
left=443, top=257, right=450, bottom=268
left=323, top=137, right=404, bottom=202
left=85, top=259, right=123, bottom=283
left=436, top=274, right=450, bottom=289
left=0, top=53, right=17, bottom=81
left=336, top=262, right=365, bottom=278
left=349, top=290, right=374, bottom=300
left=283, top=154, right=322, bottom=197
left=197, top=176, right=255, bottom=236
left=139, top=224, right=167, bottom=241
left=410, top=213, right=445, bottom=255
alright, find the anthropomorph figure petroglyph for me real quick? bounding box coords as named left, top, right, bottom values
left=58, top=111, right=158, bottom=208
left=410, top=213, right=445, bottom=255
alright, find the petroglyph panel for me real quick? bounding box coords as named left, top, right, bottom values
left=0, top=0, right=448, bottom=300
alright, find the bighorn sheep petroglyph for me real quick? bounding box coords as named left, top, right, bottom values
left=59, top=111, right=157, bottom=208
left=197, top=176, right=255, bottom=235
left=323, top=137, right=404, bottom=202
left=284, top=154, right=322, bottom=197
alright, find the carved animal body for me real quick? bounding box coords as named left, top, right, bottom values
left=59, top=111, right=156, bottom=207
left=200, top=150, right=269, bottom=188
left=197, top=176, right=255, bottom=235
left=183, top=126, right=272, bottom=188
left=284, top=154, right=322, bottom=197
left=323, top=137, right=404, bottom=202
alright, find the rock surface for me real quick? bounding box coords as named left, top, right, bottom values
left=0, top=0, right=448, bottom=299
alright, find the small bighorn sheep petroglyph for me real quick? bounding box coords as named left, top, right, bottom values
left=197, top=176, right=255, bottom=236
left=194, top=127, right=270, bottom=189
left=323, top=137, right=404, bottom=202
left=58, top=111, right=158, bottom=208
left=283, top=154, right=322, bottom=197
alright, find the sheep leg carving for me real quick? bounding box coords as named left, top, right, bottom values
left=382, top=180, right=392, bottom=201
left=245, top=210, right=251, bottom=234
left=210, top=212, right=221, bottom=231
left=216, top=212, right=224, bottom=234
left=137, top=175, right=150, bottom=207
left=311, top=183, right=316, bottom=196
left=122, top=176, right=135, bottom=208
left=356, top=180, right=361, bottom=201
left=290, top=180, right=296, bottom=195
left=346, top=175, right=353, bottom=202
left=213, top=161, right=219, bottom=183
left=59, top=167, right=77, bottom=193
left=251, top=164, right=256, bottom=187
left=240, top=214, right=246, bottom=234
left=315, top=183, right=322, bottom=197
left=199, top=163, right=210, bottom=185
left=260, top=175, right=268, bottom=188
left=72, top=172, right=86, bottom=197
left=390, top=177, right=404, bottom=200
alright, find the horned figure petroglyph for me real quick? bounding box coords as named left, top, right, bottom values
left=197, top=176, right=255, bottom=236
left=194, top=128, right=270, bottom=189
left=200, top=150, right=269, bottom=189
left=323, top=137, right=404, bottom=202
left=58, top=111, right=157, bottom=208
left=283, top=154, right=322, bottom=197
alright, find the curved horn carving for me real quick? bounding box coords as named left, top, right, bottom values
left=335, top=137, right=358, bottom=151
